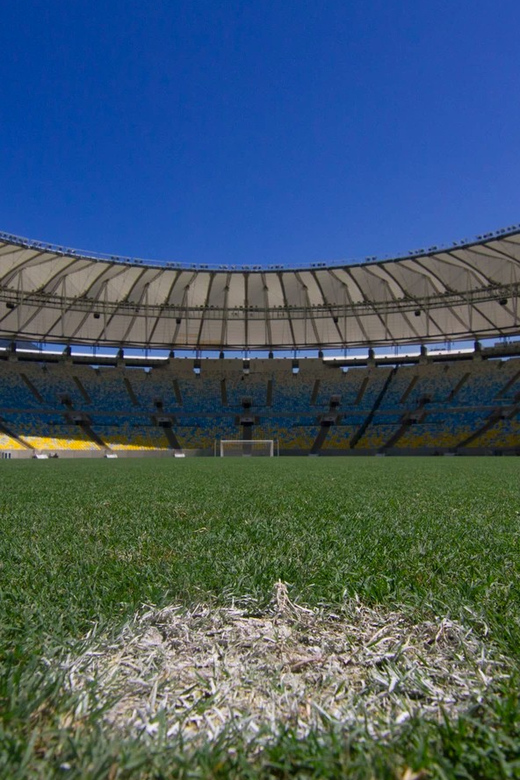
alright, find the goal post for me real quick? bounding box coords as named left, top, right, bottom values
left=218, top=439, right=278, bottom=457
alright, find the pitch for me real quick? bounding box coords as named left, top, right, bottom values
left=1, top=457, right=518, bottom=778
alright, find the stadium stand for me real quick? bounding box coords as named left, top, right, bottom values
left=1, top=350, right=520, bottom=457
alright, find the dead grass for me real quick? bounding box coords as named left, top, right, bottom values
left=63, top=583, right=510, bottom=746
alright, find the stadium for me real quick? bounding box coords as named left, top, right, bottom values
left=1, top=226, right=520, bottom=459
left=3, top=0, right=520, bottom=774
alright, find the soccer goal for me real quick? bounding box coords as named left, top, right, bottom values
left=218, top=439, right=278, bottom=457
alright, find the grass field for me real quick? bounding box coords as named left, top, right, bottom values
left=1, top=457, right=519, bottom=778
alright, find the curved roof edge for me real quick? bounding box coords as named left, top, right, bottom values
left=1, top=224, right=520, bottom=272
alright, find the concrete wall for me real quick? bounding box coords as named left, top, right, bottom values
left=2, top=446, right=517, bottom=461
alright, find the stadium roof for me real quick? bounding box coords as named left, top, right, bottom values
left=1, top=228, right=520, bottom=351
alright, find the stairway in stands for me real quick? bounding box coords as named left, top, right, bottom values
left=0, top=419, right=33, bottom=451
left=309, top=394, right=341, bottom=455
left=350, top=368, right=397, bottom=449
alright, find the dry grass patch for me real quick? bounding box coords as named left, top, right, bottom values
left=64, top=583, right=510, bottom=745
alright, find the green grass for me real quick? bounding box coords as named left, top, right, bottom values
left=1, top=457, right=519, bottom=778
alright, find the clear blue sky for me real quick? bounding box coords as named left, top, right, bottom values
left=1, top=0, right=519, bottom=268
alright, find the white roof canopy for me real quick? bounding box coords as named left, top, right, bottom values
left=0, top=229, right=519, bottom=350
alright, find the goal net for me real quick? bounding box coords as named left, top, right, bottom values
left=219, top=439, right=277, bottom=457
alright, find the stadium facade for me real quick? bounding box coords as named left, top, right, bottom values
left=1, top=227, right=520, bottom=458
